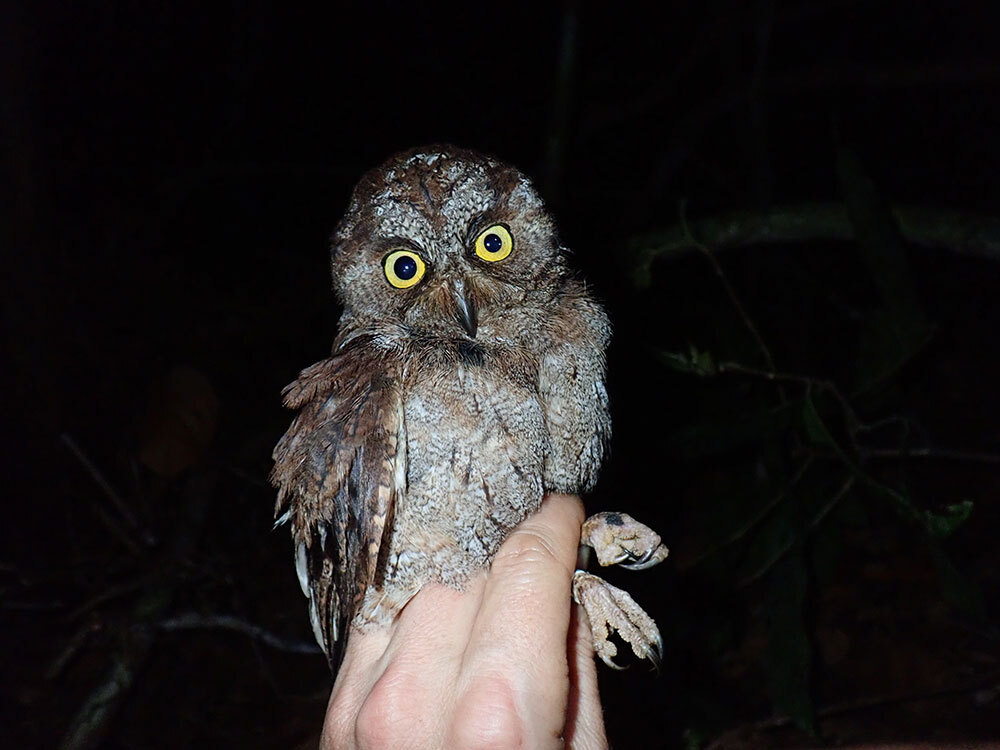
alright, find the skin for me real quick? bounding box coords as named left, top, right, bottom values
left=322, top=494, right=609, bottom=750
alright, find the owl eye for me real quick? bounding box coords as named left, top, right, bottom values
left=473, top=224, right=513, bottom=262
left=383, top=249, right=426, bottom=289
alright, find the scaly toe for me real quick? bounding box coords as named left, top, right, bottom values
left=582, top=513, right=670, bottom=571
left=573, top=570, right=663, bottom=670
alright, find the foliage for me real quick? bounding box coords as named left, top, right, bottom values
left=630, top=148, right=987, bottom=743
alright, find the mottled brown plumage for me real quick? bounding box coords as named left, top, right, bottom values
left=272, top=146, right=666, bottom=671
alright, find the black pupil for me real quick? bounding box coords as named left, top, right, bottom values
left=393, top=255, right=417, bottom=280
left=483, top=233, right=503, bottom=254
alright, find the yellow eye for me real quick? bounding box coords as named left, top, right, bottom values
left=383, top=249, right=426, bottom=289
left=474, top=224, right=513, bottom=262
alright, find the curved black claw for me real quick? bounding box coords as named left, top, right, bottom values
left=619, top=542, right=670, bottom=571
left=581, top=512, right=670, bottom=571
left=572, top=570, right=663, bottom=671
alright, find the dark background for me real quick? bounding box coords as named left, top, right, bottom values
left=4, top=1, right=999, bottom=748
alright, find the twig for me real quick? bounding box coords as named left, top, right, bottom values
left=68, top=576, right=149, bottom=621
left=155, top=613, right=322, bottom=655
left=705, top=672, right=1000, bottom=749
left=86, top=503, right=144, bottom=557
left=223, top=463, right=271, bottom=488
left=60, top=433, right=142, bottom=532
left=679, top=202, right=779, bottom=376
left=738, top=474, right=855, bottom=586
left=862, top=447, right=1000, bottom=464
left=59, top=469, right=216, bottom=750
left=46, top=618, right=101, bottom=680
left=682, top=458, right=814, bottom=571
left=706, top=361, right=995, bottom=475
left=716, top=360, right=862, bottom=440
left=752, top=670, right=1000, bottom=735
left=704, top=361, right=985, bottom=537
left=59, top=630, right=154, bottom=750
left=631, top=203, right=1000, bottom=287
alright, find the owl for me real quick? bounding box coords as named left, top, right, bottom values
left=271, top=146, right=668, bottom=672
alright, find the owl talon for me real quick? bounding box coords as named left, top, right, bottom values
left=573, top=570, right=662, bottom=669
left=604, top=656, right=626, bottom=671
left=619, top=544, right=670, bottom=571
left=649, top=632, right=664, bottom=671
left=581, top=512, right=670, bottom=571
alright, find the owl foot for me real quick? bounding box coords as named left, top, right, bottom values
left=572, top=570, right=662, bottom=670
left=581, top=512, right=669, bottom=571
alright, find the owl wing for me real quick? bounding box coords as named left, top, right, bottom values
left=271, top=335, right=404, bottom=670
left=538, top=284, right=612, bottom=494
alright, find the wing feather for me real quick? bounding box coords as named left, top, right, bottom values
left=271, top=335, right=404, bottom=671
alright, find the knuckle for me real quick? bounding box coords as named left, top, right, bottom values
left=324, top=685, right=360, bottom=749
left=355, top=668, right=423, bottom=749
left=493, top=527, right=562, bottom=572
left=448, top=676, right=525, bottom=750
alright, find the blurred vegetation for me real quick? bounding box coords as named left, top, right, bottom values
left=621, top=145, right=995, bottom=744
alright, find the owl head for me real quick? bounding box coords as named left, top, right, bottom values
left=329, top=146, right=568, bottom=343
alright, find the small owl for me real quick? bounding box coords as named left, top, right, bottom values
left=272, top=146, right=667, bottom=672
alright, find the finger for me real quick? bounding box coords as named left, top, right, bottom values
left=391, top=579, right=485, bottom=665
left=323, top=626, right=392, bottom=749
left=564, top=603, right=608, bottom=749
left=371, top=580, right=486, bottom=741
left=458, top=493, right=585, bottom=746
left=324, top=581, right=486, bottom=749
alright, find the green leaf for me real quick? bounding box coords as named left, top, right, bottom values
left=836, top=147, right=933, bottom=391
left=801, top=396, right=837, bottom=449
left=854, top=308, right=933, bottom=394
left=658, top=345, right=717, bottom=376
left=764, top=551, right=815, bottom=735
left=683, top=458, right=820, bottom=572
left=627, top=226, right=696, bottom=288
left=801, top=394, right=855, bottom=468
left=738, top=469, right=850, bottom=585
left=836, top=147, right=920, bottom=313
left=682, top=728, right=710, bottom=750
left=864, top=479, right=973, bottom=540
left=802, top=398, right=966, bottom=545
left=921, top=500, right=974, bottom=538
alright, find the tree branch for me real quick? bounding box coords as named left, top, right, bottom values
left=155, top=613, right=322, bottom=655
left=631, top=203, right=1000, bottom=286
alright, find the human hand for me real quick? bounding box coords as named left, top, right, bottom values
left=321, top=493, right=609, bottom=749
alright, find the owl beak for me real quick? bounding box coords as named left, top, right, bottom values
left=452, top=279, right=478, bottom=338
